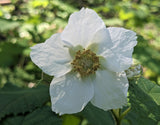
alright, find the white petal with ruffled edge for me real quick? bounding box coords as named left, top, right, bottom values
left=101, top=27, right=137, bottom=72
left=61, top=8, right=106, bottom=48
left=50, top=73, right=94, bottom=115
left=30, top=33, right=72, bottom=77
left=91, top=70, right=128, bottom=110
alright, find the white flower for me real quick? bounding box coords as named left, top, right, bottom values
left=30, top=8, right=137, bottom=115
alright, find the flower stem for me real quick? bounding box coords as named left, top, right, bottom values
left=119, top=107, right=131, bottom=121
left=112, top=109, right=121, bottom=125
left=112, top=107, right=131, bottom=125
left=78, top=117, right=83, bottom=125
left=35, top=71, right=44, bottom=86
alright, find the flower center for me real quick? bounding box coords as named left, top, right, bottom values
left=71, top=49, right=100, bottom=77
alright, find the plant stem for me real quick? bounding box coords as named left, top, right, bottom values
left=112, top=107, right=131, bottom=125
left=78, top=116, right=83, bottom=125
left=119, top=107, right=131, bottom=121
left=112, top=109, right=121, bottom=125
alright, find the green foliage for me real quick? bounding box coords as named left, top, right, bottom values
left=137, top=77, right=160, bottom=105
left=0, top=42, right=24, bottom=67
left=1, top=106, right=62, bottom=125
left=134, top=35, right=160, bottom=75
left=62, top=103, right=115, bottom=125
left=23, top=106, right=61, bottom=125
left=1, top=116, right=24, bottom=125
left=80, top=103, right=115, bottom=125
left=0, top=18, right=20, bottom=31
left=0, top=67, right=35, bottom=88
left=0, top=83, right=50, bottom=120
left=125, top=77, right=160, bottom=125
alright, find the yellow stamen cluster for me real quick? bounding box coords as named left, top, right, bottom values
left=71, top=49, right=100, bottom=77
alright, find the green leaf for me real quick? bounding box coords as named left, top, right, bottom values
left=79, top=103, right=115, bottom=125
left=0, top=83, right=50, bottom=120
left=23, top=106, right=62, bottom=125
left=1, top=106, right=62, bottom=125
left=125, top=77, right=160, bottom=125
left=0, top=18, right=20, bottom=32
left=137, top=77, right=160, bottom=105
left=0, top=42, right=24, bottom=67
left=1, top=116, right=24, bottom=125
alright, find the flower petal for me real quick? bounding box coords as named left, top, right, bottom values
left=30, top=33, right=72, bottom=77
left=91, top=70, right=128, bottom=110
left=90, top=28, right=113, bottom=54
left=50, top=73, right=94, bottom=115
left=101, top=27, right=137, bottom=72
left=61, top=8, right=106, bottom=48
